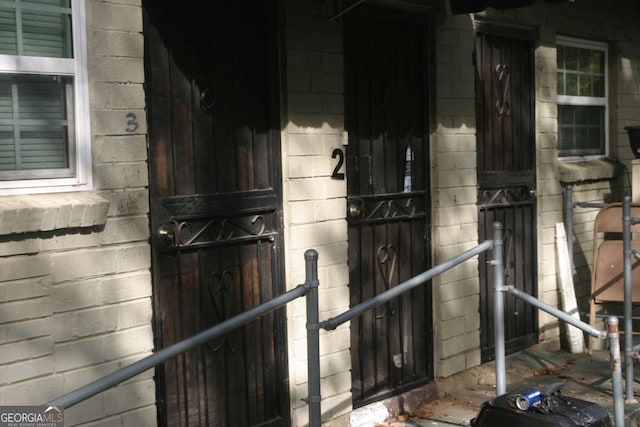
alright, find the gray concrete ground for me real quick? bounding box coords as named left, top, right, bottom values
left=383, top=345, right=640, bottom=427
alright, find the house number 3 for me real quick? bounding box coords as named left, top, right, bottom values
left=332, top=148, right=345, bottom=180
left=126, top=112, right=139, bottom=133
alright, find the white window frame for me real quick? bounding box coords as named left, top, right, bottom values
left=0, top=0, right=91, bottom=195
left=556, top=35, right=609, bottom=160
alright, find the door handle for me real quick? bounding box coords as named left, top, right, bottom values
left=349, top=203, right=362, bottom=219
left=529, top=187, right=537, bottom=198
left=157, top=224, right=175, bottom=246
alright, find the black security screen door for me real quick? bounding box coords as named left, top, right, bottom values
left=475, top=30, right=538, bottom=362
left=144, top=1, right=289, bottom=426
left=344, top=6, right=433, bottom=407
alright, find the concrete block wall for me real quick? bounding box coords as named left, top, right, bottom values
left=0, top=1, right=155, bottom=426
left=432, top=12, right=481, bottom=378
left=476, top=0, right=640, bottom=343
left=283, top=1, right=351, bottom=425
left=431, top=1, right=640, bottom=377
left=618, top=38, right=640, bottom=205
left=534, top=36, right=564, bottom=344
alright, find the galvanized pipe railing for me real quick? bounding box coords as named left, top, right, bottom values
left=563, top=184, right=607, bottom=268
left=46, top=235, right=498, bottom=427
left=320, top=239, right=495, bottom=331
left=491, top=222, right=506, bottom=395
left=304, top=249, right=322, bottom=426
left=493, top=219, right=625, bottom=426
left=622, top=196, right=638, bottom=403
left=564, top=186, right=635, bottom=406
left=496, top=286, right=625, bottom=426
left=49, top=215, right=627, bottom=426
left=564, top=184, right=573, bottom=267
left=47, top=249, right=322, bottom=426
left=607, top=317, right=625, bottom=427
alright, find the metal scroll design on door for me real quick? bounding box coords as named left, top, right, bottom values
left=375, top=244, right=397, bottom=319
left=495, top=64, right=511, bottom=116
left=478, top=186, right=534, bottom=208
left=349, top=196, right=423, bottom=222
left=174, top=215, right=268, bottom=248
left=205, top=270, right=236, bottom=353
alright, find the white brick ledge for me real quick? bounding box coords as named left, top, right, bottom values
left=0, top=192, right=109, bottom=235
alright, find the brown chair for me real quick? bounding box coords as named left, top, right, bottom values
left=588, top=203, right=640, bottom=353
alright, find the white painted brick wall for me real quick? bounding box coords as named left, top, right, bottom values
left=463, top=0, right=640, bottom=357
left=0, top=1, right=153, bottom=426
left=1, top=4, right=636, bottom=424
left=284, top=1, right=351, bottom=425
left=430, top=0, right=640, bottom=378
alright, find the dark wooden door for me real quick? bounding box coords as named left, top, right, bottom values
left=344, top=7, right=433, bottom=408
left=475, top=31, right=538, bottom=362
left=144, top=2, right=289, bottom=426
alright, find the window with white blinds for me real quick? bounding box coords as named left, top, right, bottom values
left=0, top=0, right=90, bottom=195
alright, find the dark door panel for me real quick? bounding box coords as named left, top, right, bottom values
left=475, top=31, right=538, bottom=362
left=345, top=7, right=433, bottom=408
left=144, top=1, right=289, bottom=425
left=478, top=188, right=537, bottom=359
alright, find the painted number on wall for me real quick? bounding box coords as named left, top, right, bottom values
left=332, top=148, right=345, bottom=180
left=126, top=112, right=139, bottom=133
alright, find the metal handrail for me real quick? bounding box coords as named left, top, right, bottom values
left=48, top=229, right=504, bottom=427
left=46, top=250, right=321, bottom=418
left=564, top=185, right=637, bottom=406
left=320, top=239, right=495, bottom=331
left=622, top=196, right=637, bottom=404
left=563, top=184, right=607, bottom=268
left=48, top=218, right=626, bottom=426
left=497, top=286, right=625, bottom=426
left=493, top=221, right=625, bottom=426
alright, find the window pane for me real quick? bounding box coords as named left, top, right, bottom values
left=557, top=45, right=565, bottom=95
left=565, top=73, right=577, bottom=96
left=578, top=73, right=592, bottom=96
left=23, top=10, right=71, bottom=57
left=558, top=104, right=605, bottom=156
left=0, top=74, right=71, bottom=173
left=557, top=38, right=607, bottom=157
left=557, top=44, right=605, bottom=97
left=0, top=0, right=72, bottom=58
left=0, top=7, right=18, bottom=55
left=565, top=46, right=578, bottom=71
left=593, top=74, right=605, bottom=97
left=591, top=50, right=603, bottom=74
left=591, top=50, right=605, bottom=97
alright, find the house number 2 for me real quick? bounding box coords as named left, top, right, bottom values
left=332, top=148, right=345, bottom=180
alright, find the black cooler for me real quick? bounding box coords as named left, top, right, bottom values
left=470, top=383, right=612, bottom=427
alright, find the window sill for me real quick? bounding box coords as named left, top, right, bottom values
left=558, top=159, right=619, bottom=184
left=0, top=192, right=109, bottom=236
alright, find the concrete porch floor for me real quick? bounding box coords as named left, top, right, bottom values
left=376, top=345, right=640, bottom=427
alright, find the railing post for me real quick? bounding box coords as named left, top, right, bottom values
left=623, top=196, right=637, bottom=403
left=564, top=184, right=574, bottom=269
left=607, top=316, right=625, bottom=427
left=304, top=249, right=322, bottom=427
left=492, top=222, right=506, bottom=396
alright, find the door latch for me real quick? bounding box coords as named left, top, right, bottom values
left=157, top=224, right=175, bottom=246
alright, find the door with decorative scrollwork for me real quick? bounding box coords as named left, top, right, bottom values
left=144, top=1, right=289, bottom=426
left=475, top=30, right=538, bottom=362
left=344, top=6, right=433, bottom=408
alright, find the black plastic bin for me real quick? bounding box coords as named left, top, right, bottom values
left=470, top=383, right=611, bottom=427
